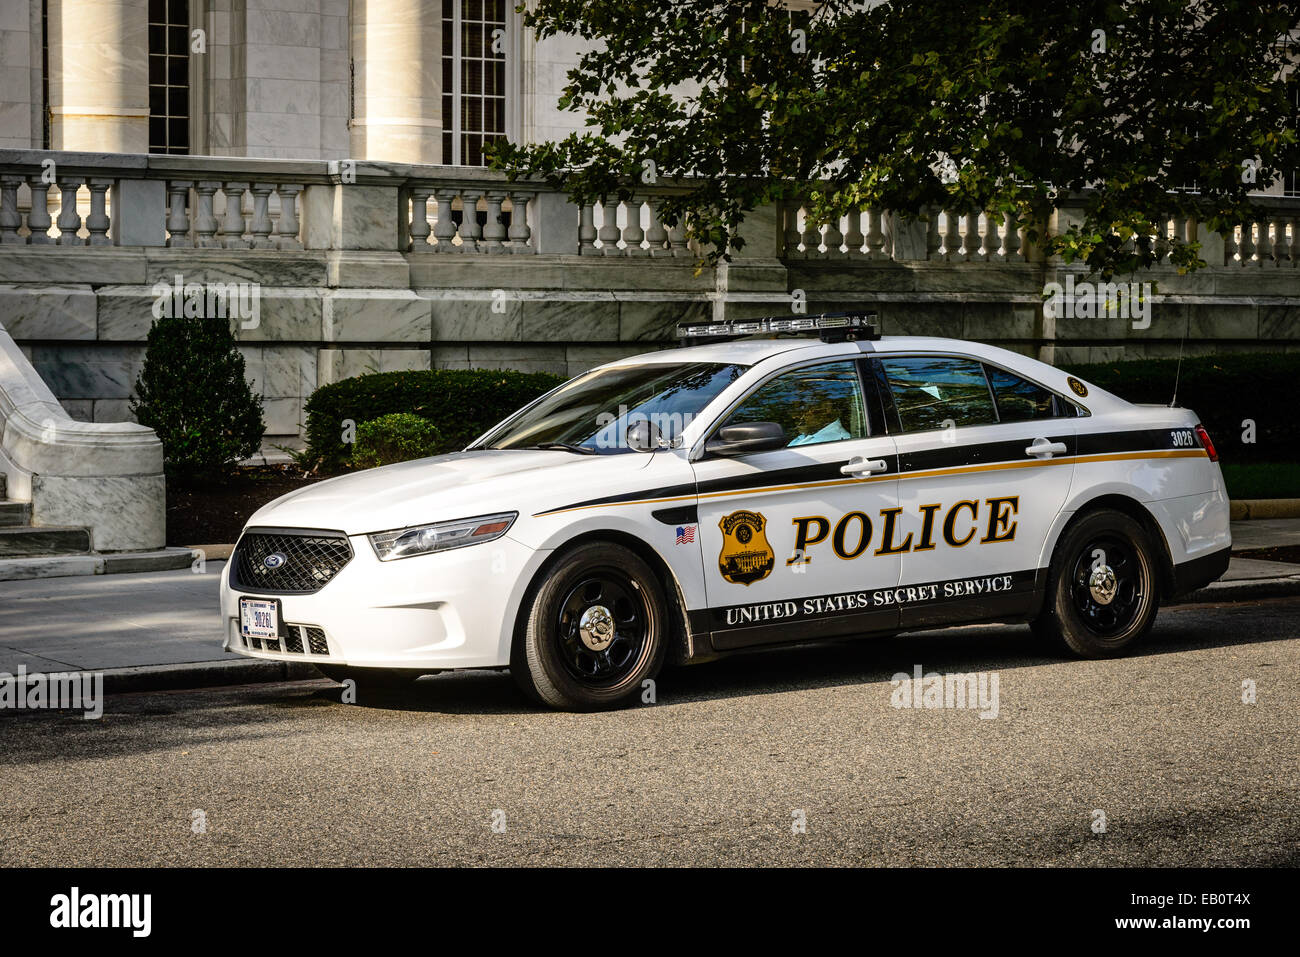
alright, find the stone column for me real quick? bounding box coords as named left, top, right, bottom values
left=350, top=0, right=443, bottom=163
left=47, top=0, right=149, bottom=152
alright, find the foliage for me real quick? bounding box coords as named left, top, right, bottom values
left=305, top=368, right=565, bottom=472
left=1066, top=353, right=1300, bottom=464
left=494, top=0, right=1300, bottom=278
left=351, top=413, right=444, bottom=469
left=130, top=314, right=265, bottom=476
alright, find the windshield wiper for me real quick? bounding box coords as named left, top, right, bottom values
left=530, top=442, right=598, bottom=455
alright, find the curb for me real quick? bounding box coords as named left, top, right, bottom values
left=91, top=659, right=324, bottom=695
left=0, top=547, right=199, bottom=582
left=1229, top=499, right=1300, bottom=521
left=1176, top=573, right=1300, bottom=605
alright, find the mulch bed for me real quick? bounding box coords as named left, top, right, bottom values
left=1232, top=545, right=1300, bottom=565
left=166, top=466, right=326, bottom=546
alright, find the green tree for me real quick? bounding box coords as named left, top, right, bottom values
left=130, top=314, right=265, bottom=476
left=494, top=0, right=1300, bottom=277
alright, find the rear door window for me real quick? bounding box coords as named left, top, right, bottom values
left=877, top=356, right=997, bottom=432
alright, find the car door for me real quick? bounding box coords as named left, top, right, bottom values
left=691, top=357, right=901, bottom=650
left=869, top=353, right=1078, bottom=629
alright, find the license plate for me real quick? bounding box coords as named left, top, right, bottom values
left=240, top=598, right=280, bottom=640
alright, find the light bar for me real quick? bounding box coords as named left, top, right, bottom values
left=677, top=311, right=880, bottom=344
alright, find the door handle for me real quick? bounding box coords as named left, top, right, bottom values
left=1025, top=438, right=1068, bottom=459
left=841, top=457, right=888, bottom=476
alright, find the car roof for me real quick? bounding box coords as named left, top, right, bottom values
left=602, top=335, right=1020, bottom=367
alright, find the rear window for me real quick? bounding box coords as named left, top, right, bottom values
left=878, top=356, right=997, bottom=432
left=986, top=366, right=1061, bottom=422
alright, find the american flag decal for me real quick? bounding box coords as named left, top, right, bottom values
left=675, top=525, right=696, bottom=545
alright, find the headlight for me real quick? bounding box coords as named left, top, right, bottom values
left=368, top=512, right=518, bottom=561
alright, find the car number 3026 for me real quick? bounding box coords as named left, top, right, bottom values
left=1171, top=428, right=1197, bottom=447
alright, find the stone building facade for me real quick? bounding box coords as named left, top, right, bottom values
left=0, top=0, right=1298, bottom=460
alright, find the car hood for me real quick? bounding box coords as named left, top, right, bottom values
left=245, top=449, right=656, bottom=535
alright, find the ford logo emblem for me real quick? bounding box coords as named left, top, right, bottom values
left=264, top=553, right=287, bottom=570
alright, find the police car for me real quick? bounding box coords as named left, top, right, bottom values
left=220, top=314, right=1231, bottom=710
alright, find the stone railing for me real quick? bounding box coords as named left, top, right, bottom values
left=3, top=149, right=1296, bottom=269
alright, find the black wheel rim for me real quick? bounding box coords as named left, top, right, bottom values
left=1069, top=535, right=1146, bottom=639
left=555, top=569, right=649, bottom=687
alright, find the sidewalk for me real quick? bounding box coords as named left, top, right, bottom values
left=3, top=521, right=1300, bottom=693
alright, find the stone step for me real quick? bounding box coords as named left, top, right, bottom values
left=0, top=525, right=92, bottom=558
left=0, top=501, right=31, bottom=527
left=0, top=548, right=199, bottom=582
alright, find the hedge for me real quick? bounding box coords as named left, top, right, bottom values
left=1064, top=353, right=1300, bottom=465
left=305, top=368, right=564, bottom=472
left=352, top=413, right=443, bottom=470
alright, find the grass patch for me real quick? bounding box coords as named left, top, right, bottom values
left=1219, top=462, right=1300, bottom=500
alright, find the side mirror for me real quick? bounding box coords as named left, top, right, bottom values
left=625, top=418, right=664, bottom=452
left=705, top=421, right=787, bottom=457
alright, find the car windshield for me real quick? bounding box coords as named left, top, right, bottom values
left=477, top=362, right=748, bottom=454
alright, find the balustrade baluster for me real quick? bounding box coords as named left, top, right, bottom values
left=55, top=179, right=83, bottom=245
left=222, top=182, right=249, bottom=248
left=941, top=209, right=960, bottom=261
left=623, top=198, right=647, bottom=256
left=598, top=200, right=622, bottom=256
left=1002, top=212, right=1020, bottom=260
left=249, top=184, right=275, bottom=248
left=459, top=192, right=484, bottom=253
left=432, top=189, right=458, bottom=252
left=275, top=184, right=303, bottom=249
left=482, top=191, right=507, bottom=253
left=194, top=182, right=220, bottom=247
left=166, top=181, right=192, bottom=247
left=962, top=212, right=982, bottom=261
left=645, top=197, right=669, bottom=257
left=407, top=188, right=432, bottom=249
left=507, top=191, right=534, bottom=253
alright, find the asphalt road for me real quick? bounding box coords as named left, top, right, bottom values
left=2, top=597, right=1297, bottom=867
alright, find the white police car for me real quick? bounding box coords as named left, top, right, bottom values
left=220, top=314, right=1231, bottom=710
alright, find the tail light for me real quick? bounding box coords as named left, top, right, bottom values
left=1194, top=424, right=1218, bottom=462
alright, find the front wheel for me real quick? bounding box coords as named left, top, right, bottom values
left=512, top=542, right=668, bottom=710
left=1033, top=508, right=1160, bottom=658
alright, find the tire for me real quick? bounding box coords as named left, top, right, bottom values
left=512, top=541, right=668, bottom=711
left=1033, top=508, right=1160, bottom=658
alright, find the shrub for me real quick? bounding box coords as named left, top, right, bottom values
left=1064, top=353, right=1300, bottom=465
left=130, top=314, right=265, bottom=476
left=305, top=368, right=564, bottom=472
left=351, top=413, right=443, bottom=469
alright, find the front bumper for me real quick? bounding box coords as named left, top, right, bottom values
left=219, top=531, right=542, bottom=670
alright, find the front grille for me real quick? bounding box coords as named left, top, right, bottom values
left=305, top=627, right=329, bottom=655
left=242, top=623, right=332, bottom=657
left=233, top=530, right=353, bottom=594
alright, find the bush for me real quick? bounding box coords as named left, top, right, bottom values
left=305, top=368, right=565, bottom=472
left=1064, top=353, right=1300, bottom=465
left=351, top=413, right=443, bottom=469
left=130, top=314, right=265, bottom=476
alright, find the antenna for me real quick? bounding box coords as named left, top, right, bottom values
left=1169, top=308, right=1190, bottom=407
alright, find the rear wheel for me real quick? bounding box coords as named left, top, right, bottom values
left=512, top=542, right=667, bottom=710
left=1033, top=508, right=1159, bottom=658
